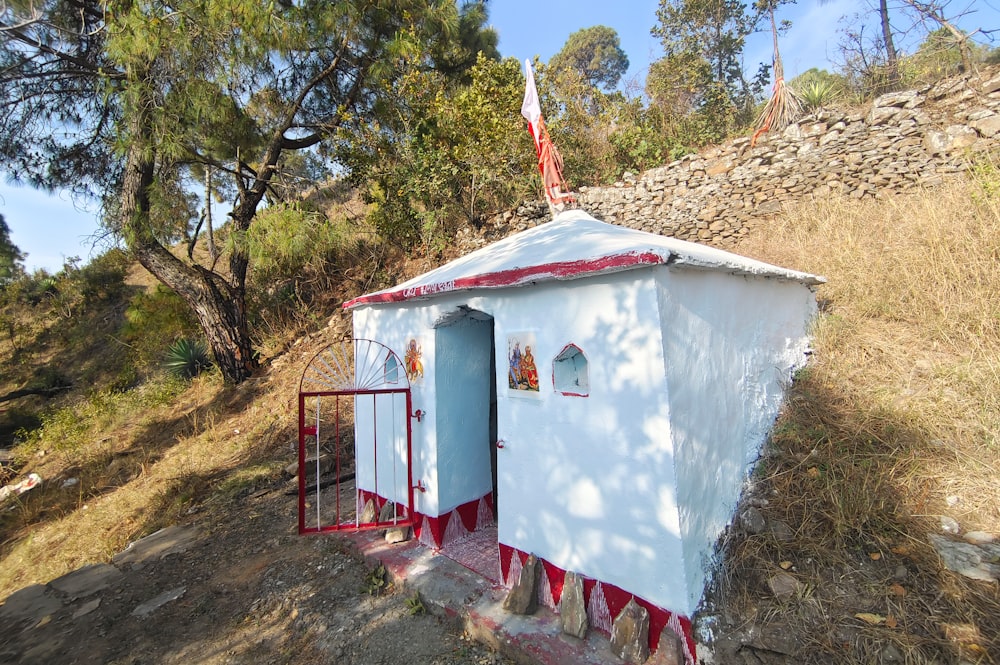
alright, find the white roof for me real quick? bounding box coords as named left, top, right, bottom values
left=344, top=210, right=824, bottom=309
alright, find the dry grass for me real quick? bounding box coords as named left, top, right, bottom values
left=723, top=160, right=1000, bottom=662
left=0, top=327, right=342, bottom=599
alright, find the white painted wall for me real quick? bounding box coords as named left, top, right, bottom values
left=489, top=271, right=687, bottom=615
left=656, top=269, right=817, bottom=613
left=353, top=306, right=443, bottom=516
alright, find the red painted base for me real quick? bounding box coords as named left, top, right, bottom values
left=499, top=543, right=696, bottom=664
left=355, top=489, right=495, bottom=549
left=355, top=489, right=695, bottom=664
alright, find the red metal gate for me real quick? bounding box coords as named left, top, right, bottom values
left=297, top=339, right=415, bottom=535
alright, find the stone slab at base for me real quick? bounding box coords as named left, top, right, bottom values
left=347, top=529, right=622, bottom=665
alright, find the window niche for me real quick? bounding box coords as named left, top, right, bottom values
left=552, top=344, right=589, bottom=396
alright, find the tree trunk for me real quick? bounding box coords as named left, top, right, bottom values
left=880, top=0, right=901, bottom=86
left=138, top=247, right=258, bottom=384
left=120, top=116, right=258, bottom=385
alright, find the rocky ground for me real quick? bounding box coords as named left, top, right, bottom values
left=0, top=475, right=513, bottom=665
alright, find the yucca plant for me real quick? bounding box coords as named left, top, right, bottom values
left=164, top=338, right=212, bottom=379
left=799, top=79, right=839, bottom=112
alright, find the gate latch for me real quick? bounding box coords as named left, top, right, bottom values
left=411, top=409, right=425, bottom=422
left=414, top=479, right=427, bottom=493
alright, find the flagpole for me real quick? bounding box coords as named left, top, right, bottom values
left=521, top=59, right=575, bottom=217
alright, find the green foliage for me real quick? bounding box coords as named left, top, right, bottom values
left=549, top=26, right=629, bottom=91
left=405, top=592, right=426, bottom=615
left=14, top=376, right=187, bottom=457
left=607, top=114, right=671, bottom=172
left=651, top=0, right=769, bottom=132
left=792, top=69, right=844, bottom=111
left=3, top=0, right=487, bottom=384
left=799, top=80, right=837, bottom=111
left=646, top=51, right=713, bottom=116
left=1, top=269, right=56, bottom=307
left=235, top=201, right=367, bottom=335
left=122, top=285, right=201, bottom=374
left=73, top=248, right=131, bottom=306
left=969, top=152, right=1000, bottom=204
left=0, top=249, right=128, bottom=325
left=347, top=54, right=536, bottom=245
left=0, top=214, right=25, bottom=288
left=543, top=65, right=683, bottom=184
left=239, top=203, right=350, bottom=284
left=363, top=562, right=389, bottom=596
left=164, top=338, right=212, bottom=379
left=902, top=27, right=991, bottom=85
left=429, top=1, right=500, bottom=81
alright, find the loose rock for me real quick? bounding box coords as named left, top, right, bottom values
left=502, top=554, right=538, bottom=615
left=610, top=599, right=650, bottom=664
left=767, top=572, right=803, bottom=600
left=647, top=626, right=687, bottom=665
left=558, top=571, right=587, bottom=639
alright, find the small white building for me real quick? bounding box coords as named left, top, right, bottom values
left=341, top=210, right=823, bottom=659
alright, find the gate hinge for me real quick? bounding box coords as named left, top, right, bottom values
left=411, top=409, right=425, bottom=422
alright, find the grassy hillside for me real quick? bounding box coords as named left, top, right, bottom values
left=0, top=159, right=997, bottom=662
left=724, top=155, right=1000, bottom=662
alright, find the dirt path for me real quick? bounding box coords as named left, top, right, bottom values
left=0, top=477, right=511, bottom=665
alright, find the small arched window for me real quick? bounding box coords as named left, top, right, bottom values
left=552, top=344, right=589, bottom=397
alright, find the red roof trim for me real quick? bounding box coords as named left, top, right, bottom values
left=343, top=251, right=666, bottom=309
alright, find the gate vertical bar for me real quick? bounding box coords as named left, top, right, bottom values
left=315, top=395, right=322, bottom=529
left=297, top=392, right=307, bottom=533
left=335, top=395, right=341, bottom=527
left=391, top=393, right=398, bottom=524
left=406, top=390, right=415, bottom=522
left=372, top=393, right=378, bottom=522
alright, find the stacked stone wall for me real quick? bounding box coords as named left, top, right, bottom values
left=462, top=67, right=1000, bottom=253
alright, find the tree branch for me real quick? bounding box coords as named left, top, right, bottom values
left=0, top=22, right=123, bottom=79
left=281, top=132, right=323, bottom=150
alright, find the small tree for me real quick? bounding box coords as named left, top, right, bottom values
left=549, top=26, right=629, bottom=92
left=1, top=0, right=489, bottom=384
left=649, top=0, right=776, bottom=143
left=900, top=0, right=991, bottom=74
left=344, top=55, right=536, bottom=244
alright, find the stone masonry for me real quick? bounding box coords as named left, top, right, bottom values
left=460, top=67, right=1000, bottom=253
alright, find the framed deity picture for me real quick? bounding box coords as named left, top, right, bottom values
left=402, top=337, right=425, bottom=384
left=506, top=332, right=541, bottom=398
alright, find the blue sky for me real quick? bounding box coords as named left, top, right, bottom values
left=3, top=0, right=997, bottom=272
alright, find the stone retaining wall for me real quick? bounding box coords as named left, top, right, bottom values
left=463, top=67, right=1000, bottom=252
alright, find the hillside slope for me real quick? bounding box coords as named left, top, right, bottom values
left=0, top=107, right=998, bottom=665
